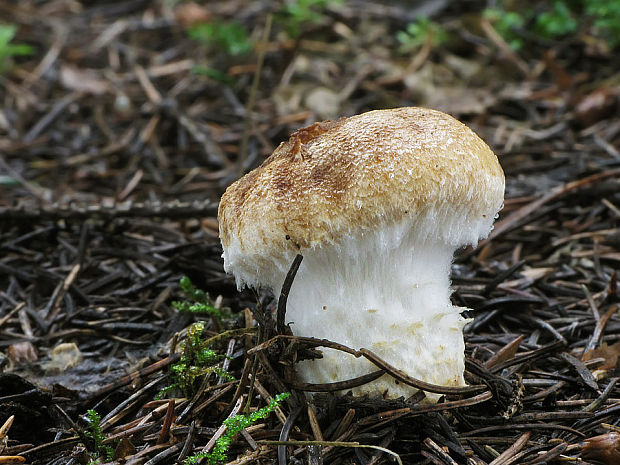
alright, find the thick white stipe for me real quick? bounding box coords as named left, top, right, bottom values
left=225, top=211, right=496, bottom=399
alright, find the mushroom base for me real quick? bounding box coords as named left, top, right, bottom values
left=285, top=219, right=473, bottom=400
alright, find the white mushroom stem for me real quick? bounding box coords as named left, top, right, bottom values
left=259, top=212, right=495, bottom=399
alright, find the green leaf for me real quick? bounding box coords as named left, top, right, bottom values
left=0, top=175, right=20, bottom=186
left=0, top=24, right=17, bottom=46
left=396, top=17, right=448, bottom=53
left=187, top=21, right=252, bottom=56
left=483, top=8, right=525, bottom=50
left=586, top=0, right=620, bottom=47
left=535, top=1, right=577, bottom=38
left=7, top=43, right=34, bottom=56
left=0, top=24, right=34, bottom=73
left=278, top=0, right=342, bottom=37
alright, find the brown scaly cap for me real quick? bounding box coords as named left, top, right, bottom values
left=218, top=107, right=504, bottom=269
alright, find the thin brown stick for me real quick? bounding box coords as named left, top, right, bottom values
left=88, top=353, right=181, bottom=399
left=0, top=200, right=218, bottom=221
left=359, top=348, right=487, bottom=395
left=238, top=14, right=273, bottom=175
left=489, top=431, right=530, bottom=465
left=288, top=370, right=385, bottom=392
left=156, top=400, right=176, bottom=445
left=489, top=167, right=620, bottom=241
left=277, top=254, right=303, bottom=335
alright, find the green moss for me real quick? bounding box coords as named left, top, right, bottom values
left=185, top=393, right=291, bottom=465
left=85, top=409, right=114, bottom=464
left=157, top=321, right=235, bottom=399
left=173, top=277, right=230, bottom=321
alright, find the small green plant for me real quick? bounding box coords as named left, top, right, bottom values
left=187, top=20, right=252, bottom=56
left=585, top=0, right=620, bottom=47
left=158, top=321, right=234, bottom=399
left=0, top=24, right=34, bottom=73
left=279, top=0, right=342, bottom=37
left=396, top=17, right=449, bottom=53
left=185, top=392, right=291, bottom=465
left=535, top=1, right=578, bottom=38
left=173, top=277, right=216, bottom=313
left=483, top=7, right=526, bottom=50
left=484, top=0, right=620, bottom=50
left=173, top=277, right=229, bottom=318
left=192, top=66, right=235, bottom=84
left=84, top=409, right=114, bottom=464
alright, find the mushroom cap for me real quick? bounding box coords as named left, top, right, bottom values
left=219, top=107, right=505, bottom=290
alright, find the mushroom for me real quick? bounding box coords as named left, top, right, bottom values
left=218, top=107, right=505, bottom=399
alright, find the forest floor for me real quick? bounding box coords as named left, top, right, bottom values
left=0, top=1, right=619, bottom=464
